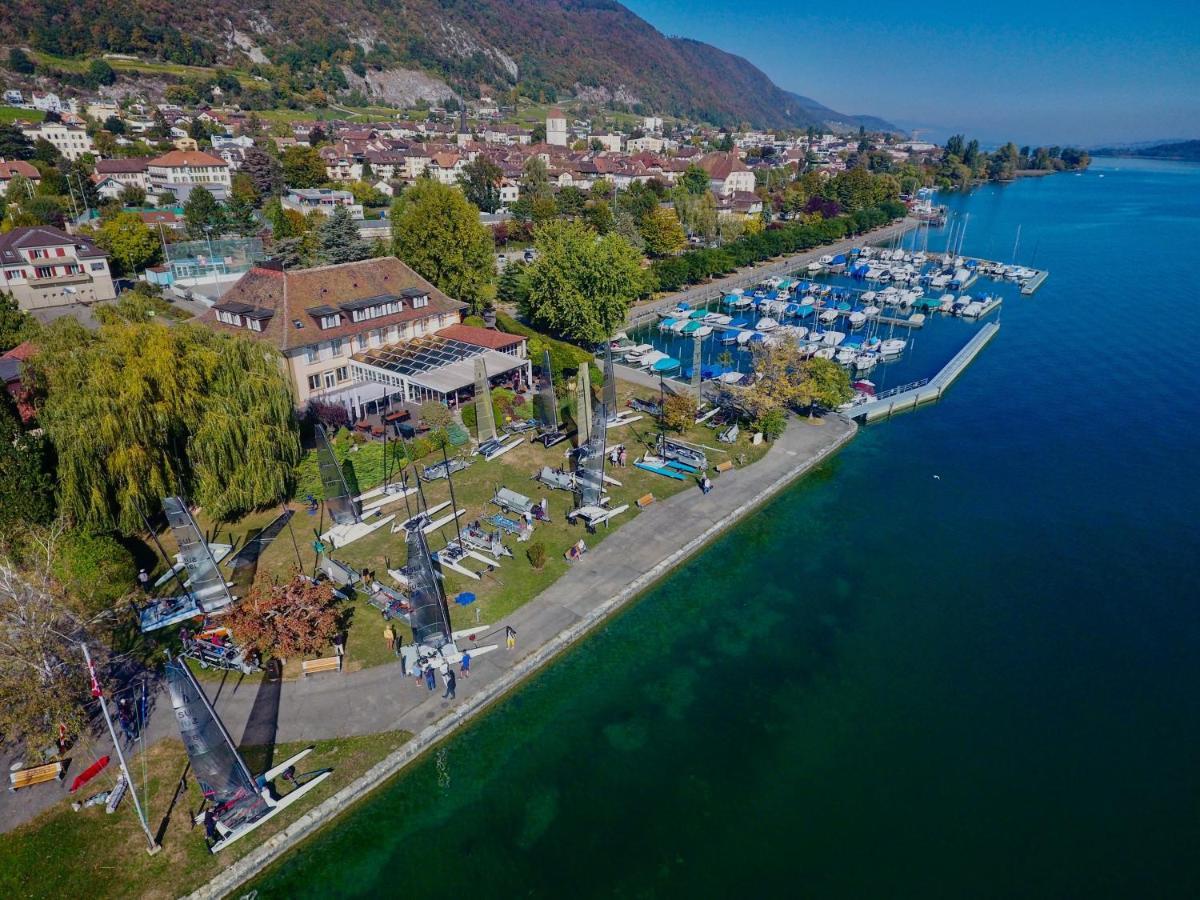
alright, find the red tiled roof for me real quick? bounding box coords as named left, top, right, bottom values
left=436, top=323, right=524, bottom=351
left=147, top=150, right=228, bottom=169
left=195, top=257, right=467, bottom=352
left=0, top=159, right=40, bottom=180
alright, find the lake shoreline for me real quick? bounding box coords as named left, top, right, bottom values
left=188, top=414, right=859, bottom=900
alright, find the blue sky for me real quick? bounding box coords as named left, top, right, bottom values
left=624, top=0, right=1200, bottom=146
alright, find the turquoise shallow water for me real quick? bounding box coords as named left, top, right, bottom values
left=255, top=159, right=1200, bottom=899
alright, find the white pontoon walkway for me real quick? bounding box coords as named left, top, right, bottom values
left=848, top=321, right=999, bottom=423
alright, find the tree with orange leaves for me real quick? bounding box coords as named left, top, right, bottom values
left=225, top=573, right=342, bottom=658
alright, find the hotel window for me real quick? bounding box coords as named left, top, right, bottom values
left=335, top=366, right=348, bottom=383
left=330, top=338, right=343, bottom=356
left=90, top=262, right=105, bottom=271
left=412, top=294, right=428, bottom=309
left=307, top=374, right=321, bottom=391
left=247, top=318, right=262, bottom=332
left=320, top=314, right=340, bottom=329
left=323, top=371, right=336, bottom=388
left=35, top=266, right=53, bottom=279
left=356, top=334, right=368, bottom=351
left=305, top=346, right=318, bottom=364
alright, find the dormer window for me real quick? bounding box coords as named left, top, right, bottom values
left=321, top=315, right=341, bottom=329
left=216, top=310, right=243, bottom=326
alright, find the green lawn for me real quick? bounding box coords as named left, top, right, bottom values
left=189, top=378, right=765, bottom=670
left=0, top=106, right=44, bottom=124
left=28, top=50, right=260, bottom=88
left=0, top=730, right=410, bottom=900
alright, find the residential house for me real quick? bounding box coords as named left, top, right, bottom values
left=22, top=123, right=95, bottom=161
left=194, top=256, right=481, bottom=409
left=281, top=188, right=364, bottom=219
left=697, top=151, right=756, bottom=196
left=30, top=92, right=65, bottom=114
left=146, top=150, right=231, bottom=202
left=627, top=136, right=665, bottom=154
left=3, top=89, right=23, bottom=106
left=590, top=133, right=623, bottom=153
left=85, top=100, right=121, bottom=122
left=426, top=151, right=466, bottom=185
left=93, top=158, right=151, bottom=195
left=0, top=226, right=116, bottom=310
left=0, top=341, right=37, bottom=424
left=0, top=159, right=41, bottom=196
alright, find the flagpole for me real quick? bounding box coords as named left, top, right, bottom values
left=81, top=642, right=161, bottom=855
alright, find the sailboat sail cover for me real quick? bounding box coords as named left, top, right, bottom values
left=405, top=527, right=452, bottom=649
left=165, top=658, right=269, bottom=828
left=603, top=346, right=617, bottom=410
left=162, top=496, right=233, bottom=612
left=473, top=357, right=497, bottom=443
left=576, top=400, right=608, bottom=508
left=315, top=424, right=359, bottom=525
left=534, top=350, right=559, bottom=432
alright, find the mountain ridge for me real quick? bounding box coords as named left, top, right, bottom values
left=1, top=0, right=896, bottom=132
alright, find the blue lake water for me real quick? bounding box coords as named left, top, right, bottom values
left=254, top=158, right=1200, bottom=898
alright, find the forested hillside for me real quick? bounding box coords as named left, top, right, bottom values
left=0, top=0, right=894, bottom=131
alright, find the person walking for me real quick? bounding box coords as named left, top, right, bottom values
left=424, top=665, right=436, bottom=692
left=137, top=569, right=150, bottom=592
left=443, top=667, right=457, bottom=700
left=505, top=626, right=517, bottom=651
left=332, top=632, right=346, bottom=659
left=460, top=652, right=471, bottom=677
left=383, top=622, right=395, bottom=653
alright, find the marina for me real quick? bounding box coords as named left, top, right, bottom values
left=616, top=230, right=1035, bottom=405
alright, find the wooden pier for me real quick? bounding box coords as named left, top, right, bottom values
left=848, top=322, right=1000, bottom=423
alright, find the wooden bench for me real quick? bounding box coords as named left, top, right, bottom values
left=9, top=761, right=64, bottom=791
left=636, top=493, right=655, bottom=509
left=715, top=460, right=734, bottom=474
left=301, top=656, right=342, bottom=676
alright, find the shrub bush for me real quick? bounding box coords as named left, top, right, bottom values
left=52, top=529, right=138, bottom=612
left=526, top=542, right=547, bottom=570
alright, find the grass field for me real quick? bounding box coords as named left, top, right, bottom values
left=0, top=105, right=45, bottom=124
left=0, top=730, right=410, bottom=900
left=158, top=377, right=763, bottom=679
left=28, top=51, right=261, bottom=88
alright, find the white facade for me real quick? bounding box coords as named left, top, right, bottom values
left=0, top=227, right=116, bottom=311
left=23, top=123, right=95, bottom=161
left=546, top=110, right=568, bottom=147
left=281, top=188, right=364, bottom=220
left=591, top=133, right=623, bottom=153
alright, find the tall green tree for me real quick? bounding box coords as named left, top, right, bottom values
left=0, top=291, right=36, bottom=352
left=0, top=400, right=54, bottom=534
left=639, top=206, right=687, bottom=257
left=522, top=221, right=643, bottom=343
left=519, top=156, right=554, bottom=202
left=183, top=188, right=226, bottom=239
left=457, top=157, right=503, bottom=213
left=281, top=146, right=326, bottom=189
left=94, top=212, right=160, bottom=276
left=680, top=164, right=711, bottom=195
left=315, top=206, right=371, bottom=265
left=32, top=319, right=299, bottom=531
left=390, top=180, right=495, bottom=313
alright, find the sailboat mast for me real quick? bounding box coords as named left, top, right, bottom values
left=82, top=643, right=159, bottom=854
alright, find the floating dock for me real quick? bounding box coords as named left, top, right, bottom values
left=1020, top=271, right=1049, bottom=294
left=848, top=322, right=1000, bottom=423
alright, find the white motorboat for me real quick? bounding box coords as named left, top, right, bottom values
left=962, top=301, right=984, bottom=318
left=818, top=254, right=833, bottom=265
left=818, top=309, right=839, bottom=324
left=939, top=294, right=955, bottom=312
left=835, top=348, right=857, bottom=365
left=848, top=311, right=866, bottom=329
left=755, top=317, right=779, bottom=332
left=863, top=305, right=881, bottom=319
left=861, top=290, right=876, bottom=303
left=791, top=325, right=809, bottom=341
left=821, top=330, right=846, bottom=347
left=909, top=313, right=926, bottom=326
left=806, top=261, right=822, bottom=273
left=736, top=330, right=756, bottom=345
left=854, top=353, right=878, bottom=370
left=879, top=338, right=906, bottom=357
left=704, top=312, right=732, bottom=325
left=639, top=350, right=669, bottom=368
left=814, top=347, right=836, bottom=360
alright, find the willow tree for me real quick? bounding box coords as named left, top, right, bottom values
left=189, top=332, right=300, bottom=521
left=34, top=319, right=299, bottom=531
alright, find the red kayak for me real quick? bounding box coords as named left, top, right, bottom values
left=69, top=755, right=110, bottom=793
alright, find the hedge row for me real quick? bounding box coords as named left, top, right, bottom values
left=651, top=201, right=907, bottom=293
left=495, top=312, right=602, bottom=388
